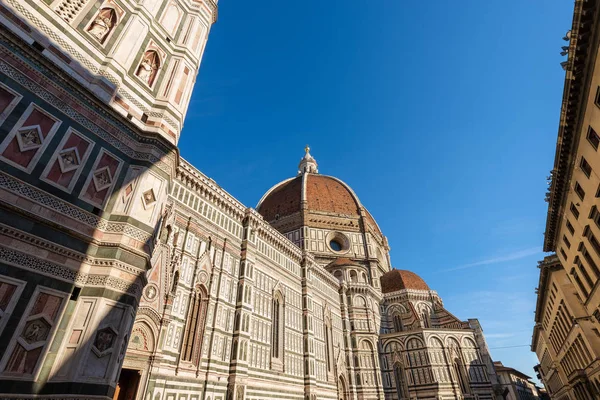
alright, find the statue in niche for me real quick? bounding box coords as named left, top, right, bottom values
left=87, top=8, right=117, bottom=44
left=136, top=50, right=160, bottom=86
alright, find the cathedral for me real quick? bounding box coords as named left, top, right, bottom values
left=0, top=0, right=503, bottom=399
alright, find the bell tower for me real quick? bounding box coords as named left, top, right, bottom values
left=0, top=0, right=216, bottom=398
left=2, top=0, right=216, bottom=144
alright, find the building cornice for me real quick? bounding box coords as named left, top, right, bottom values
left=544, top=0, right=600, bottom=251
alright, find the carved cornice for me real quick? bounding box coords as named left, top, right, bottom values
left=544, top=0, right=600, bottom=251
left=0, top=244, right=142, bottom=296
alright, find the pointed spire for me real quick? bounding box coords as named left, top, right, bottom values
left=298, top=145, right=318, bottom=175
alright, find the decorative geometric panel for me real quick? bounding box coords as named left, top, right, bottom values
left=41, top=128, right=93, bottom=193
left=142, top=188, right=156, bottom=209
left=0, top=84, right=22, bottom=126
left=92, top=167, right=113, bottom=191
left=57, top=147, right=81, bottom=173
left=92, top=326, right=117, bottom=357
left=15, top=126, right=43, bottom=151
left=124, top=183, right=133, bottom=199
left=80, top=149, right=122, bottom=208
left=22, top=318, right=51, bottom=344
left=0, top=278, right=23, bottom=338
left=3, top=290, right=64, bottom=376
left=0, top=104, right=61, bottom=173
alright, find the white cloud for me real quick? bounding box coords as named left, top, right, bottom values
left=484, top=333, right=515, bottom=339
left=443, top=247, right=541, bottom=272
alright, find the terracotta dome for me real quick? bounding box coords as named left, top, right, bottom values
left=380, top=269, right=430, bottom=293
left=256, top=148, right=385, bottom=243
left=257, top=174, right=361, bottom=221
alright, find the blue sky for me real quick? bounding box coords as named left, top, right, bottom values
left=179, top=0, right=573, bottom=382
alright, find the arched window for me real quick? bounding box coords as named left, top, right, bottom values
left=349, top=270, right=358, bottom=283
left=87, top=8, right=117, bottom=44
left=453, top=357, right=469, bottom=394
left=394, top=363, right=409, bottom=399
left=171, top=270, right=179, bottom=293
left=334, top=270, right=343, bottom=282
left=136, top=50, right=161, bottom=86
left=422, top=311, right=430, bottom=328
left=271, top=293, right=283, bottom=360
left=182, top=285, right=208, bottom=364
left=393, top=314, right=403, bottom=332
left=324, top=319, right=333, bottom=373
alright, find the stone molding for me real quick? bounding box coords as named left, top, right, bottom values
left=0, top=244, right=141, bottom=296
left=0, top=171, right=153, bottom=245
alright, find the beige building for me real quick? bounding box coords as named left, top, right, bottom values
left=494, top=361, right=540, bottom=400
left=0, top=0, right=504, bottom=399
left=532, top=0, right=600, bottom=398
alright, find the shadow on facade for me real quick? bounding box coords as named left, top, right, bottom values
left=0, top=13, right=175, bottom=399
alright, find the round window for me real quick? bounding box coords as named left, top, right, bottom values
left=330, top=240, right=342, bottom=252
left=326, top=231, right=350, bottom=253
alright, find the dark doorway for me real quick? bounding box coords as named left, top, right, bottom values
left=113, top=368, right=140, bottom=400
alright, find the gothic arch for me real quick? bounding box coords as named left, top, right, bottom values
left=136, top=49, right=162, bottom=87
left=271, top=289, right=284, bottom=361
left=160, top=1, right=183, bottom=37
left=181, top=284, right=208, bottom=364
left=428, top=336, right=444, bottom=348
left=446, top=336, right=461, bottom=349
left=387, top=304, right=407, bottom=315
left=359, top=338, right=374, bottom=350
left=462, top=337, right=477, bottom=348
left=127, top=320, right=156, bottom=353
left=353, top=295, right=367, bottom=308
left=86, top=7, right=119, bottom=44
left=349, top=269, right=358, bottom=283
left=383, top=339, right=403, bottom=353
left=415, top=302, right=432, bottom=328
left=405, top=337, right=424, bottom=350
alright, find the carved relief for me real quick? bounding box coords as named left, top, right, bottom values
left=16, top=126, right=43, bottom=151
left=87, top=8, right=117, bottom=44
left=142, top=188, right=157, bottom=209
left=92, top=326, right=117, bottom=356
left=23, top=318, right=51, bottom=344
left=136, top=51, right=161, bottom=87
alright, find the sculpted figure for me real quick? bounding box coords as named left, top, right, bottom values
left=88, top=8, right=116, bottom=43
left=136, top=51, right=160, bottom=86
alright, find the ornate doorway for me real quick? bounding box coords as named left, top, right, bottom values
left=113, top=368, right=140, bottom=400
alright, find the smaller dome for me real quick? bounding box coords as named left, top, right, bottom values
left=380, top=269, right=429, bottom=293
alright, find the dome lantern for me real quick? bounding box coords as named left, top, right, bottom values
left=298, top=145, right=318, bottom=175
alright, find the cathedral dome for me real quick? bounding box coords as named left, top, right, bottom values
left=256, top=147, right=388, bottom=268
left=256, top=147, right=381, bottom=233
left=380, top=269, right=430, bottom=293
left=257, top=173, right=362, bottom=221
